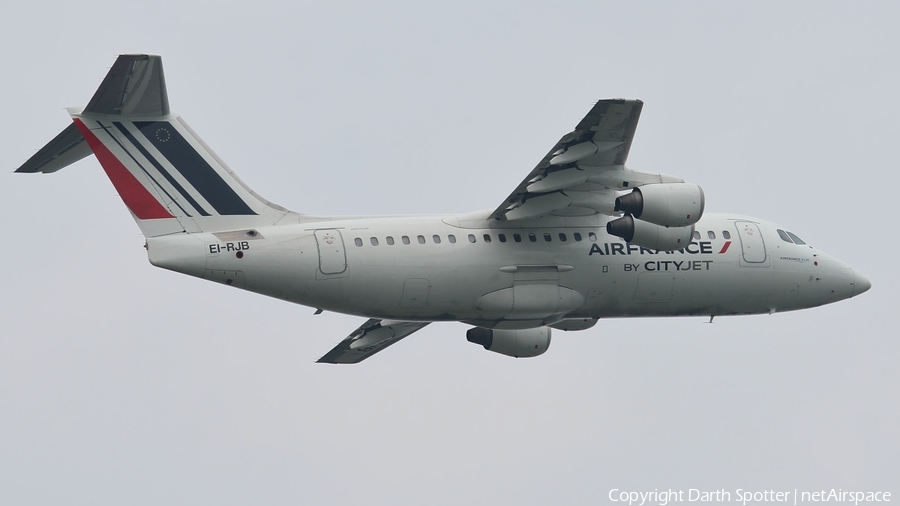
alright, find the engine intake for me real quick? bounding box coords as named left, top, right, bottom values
left=614, top=183, right=705, bottom=227
left=466, top=327, right=551, bottom=358
left=606, top=214, right=694, bottom=251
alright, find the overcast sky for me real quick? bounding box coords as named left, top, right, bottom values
left=1, top=1, right=897, bottom=504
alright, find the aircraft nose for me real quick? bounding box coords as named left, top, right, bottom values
left=852, top=270, right=872, bottom=297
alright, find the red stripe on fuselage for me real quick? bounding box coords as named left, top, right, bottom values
left=719, top=241, right=731, bottom=254
left=73, top=119, right=173, bottom=220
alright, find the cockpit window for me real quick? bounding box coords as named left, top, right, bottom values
left=777, top=229, right=793, bottom=243
left=786, top=232, right=806, bottom=245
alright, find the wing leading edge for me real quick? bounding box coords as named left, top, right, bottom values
left=490, top=99, right=682, bottom=221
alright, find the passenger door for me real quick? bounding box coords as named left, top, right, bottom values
left=734, top=221, right=767, bottom=265
left=314, top=229, right=347, bottom=275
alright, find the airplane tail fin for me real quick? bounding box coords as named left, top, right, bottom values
left=16, top=54, right=295, bottom=237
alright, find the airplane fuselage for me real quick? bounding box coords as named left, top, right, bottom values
left=148, top=211, right=863, bottom=328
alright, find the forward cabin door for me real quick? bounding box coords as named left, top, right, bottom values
left=734, top=221, right=767, bottom=264
left=314, top=229, right=347, bottom=275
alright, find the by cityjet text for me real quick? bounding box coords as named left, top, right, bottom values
left=608, top=489, right=891, bottom=506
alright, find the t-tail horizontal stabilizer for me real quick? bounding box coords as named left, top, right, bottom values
left=84, top=54, right=169, bottom=117
left=16, top=55, right=167, bottom=174
left=15, top=122, right=91, bottom=174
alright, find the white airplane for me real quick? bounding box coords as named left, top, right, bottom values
left=17, top=54, right=870, bottom=363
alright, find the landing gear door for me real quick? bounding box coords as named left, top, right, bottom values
left=735, top=221, right=768, bottom=266
left=314, top=229, right=347, bottom=275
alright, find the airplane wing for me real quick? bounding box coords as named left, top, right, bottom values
left=317, top=319, right=431, bottom=364
left=489, top=99, right=681, bottom=221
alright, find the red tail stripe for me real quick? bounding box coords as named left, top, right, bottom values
left=73, top=119, right=173, bottom=220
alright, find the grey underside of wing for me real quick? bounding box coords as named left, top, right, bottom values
left=15, top=122, right=90, bottom=173
left=489, top=99, right=644, bottom=221
left=317, top=319, right=431, bottom=364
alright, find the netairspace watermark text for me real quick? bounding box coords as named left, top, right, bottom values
left=608, top=489, right=891, bottom=506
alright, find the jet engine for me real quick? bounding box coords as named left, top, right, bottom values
left=466, top=327, right=551, bottom=358
left=614, top=183, right=705, bottom=227
left=606, top=214, right=694, bottom=251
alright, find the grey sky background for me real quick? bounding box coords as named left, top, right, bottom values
left=1, top=1, right=897, bottom=504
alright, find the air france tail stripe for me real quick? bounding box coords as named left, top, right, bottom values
left=134, top=121, right=257, bottom=216
left=96, top=121, right=193, bottom=218
left=113, top=122, right=210, bottom=217
left=73, top=119, right=174, bottom=220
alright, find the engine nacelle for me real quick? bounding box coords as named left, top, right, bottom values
left=606, top=214, right=694, bottom=251
left=466, top=327, right=551, bottom=358
left=614, top=183, right=705, bottom=227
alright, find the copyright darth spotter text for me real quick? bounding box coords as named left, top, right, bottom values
left=608, top=489, right=891, bottom=505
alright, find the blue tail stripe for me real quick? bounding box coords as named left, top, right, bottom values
left=96, top=121, right=192, bottom=218
left=134, top=121, right=257, bottom=216
left=114, top=122, right=210, bottom=217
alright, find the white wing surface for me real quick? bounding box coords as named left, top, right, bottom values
left=489, top=99, right=682, bottom=221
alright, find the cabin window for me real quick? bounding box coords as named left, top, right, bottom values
left=417, top=235, right=426, bottom=244
left=574, top=232, right=583, bottom=241
left=370, top=237, right=379, bottom=246
left=528, top=233, right=537, bottom=242
left=432, top=235, right=441, bottom=244
left=448, top=234, right=456, bottom=244
left=722, top=231, right=731, bottom=239
left=543, top=232, right=552, bottom=242
left=483, top=234, right=492, bottom=243
left=708, top=231, right=716, bottom=240
left=402, top=235, right=411, bottom=245
left=468, top=234, right=476, bottom=243
left=786, top=231, right=806, bottom=245
left=692, top=231, right=701, bottom=240
left=559, top=233, right=567, bottom=242
left=513, top=233, right=522, bottom=242
left=386, top=236, right=395, bottom=245
left=354, top=238, right=363, bottom=247
left=777, top=229, right=792, bottom=243
left=498, top=233, right=507, bottom=243
left=589, top=232, right=597, bottom=242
